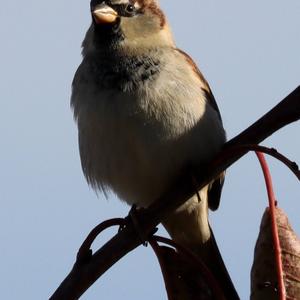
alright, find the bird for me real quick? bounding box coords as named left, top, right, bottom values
left=71, top=0, right=239, bottom=299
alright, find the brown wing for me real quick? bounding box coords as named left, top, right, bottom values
left=175, top=48, right=225, bottom=210
left=174, top=48, right=223, bottom=122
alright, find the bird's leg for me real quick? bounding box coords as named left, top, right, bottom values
left=191, top=174, right=201, bottom=202
left=187, top=167, right=202, bottom=203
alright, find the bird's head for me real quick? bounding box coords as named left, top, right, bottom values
left=83, top=0, right=174, bottom=55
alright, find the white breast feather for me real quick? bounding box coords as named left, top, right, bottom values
left=73, top=51, right=225, bottom=207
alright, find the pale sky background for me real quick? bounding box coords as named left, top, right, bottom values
left=0, top=1, right=299, bottom=299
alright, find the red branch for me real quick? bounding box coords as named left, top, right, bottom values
left=256, top=152, right=286, bottom=300
left=148, top=238, right=175, bottom=300
left=149, top=235, right=226, bottom=300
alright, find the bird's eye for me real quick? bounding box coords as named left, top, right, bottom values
left=125, top=4, right=135, bottom=13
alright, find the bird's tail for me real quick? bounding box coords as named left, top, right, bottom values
left=162, top=191, right=240, bottom=300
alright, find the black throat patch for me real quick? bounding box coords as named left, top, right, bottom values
left=87, top=52, right=161, bottom=91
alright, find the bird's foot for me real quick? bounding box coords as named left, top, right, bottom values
left=121, top=204, right=157, bottom=246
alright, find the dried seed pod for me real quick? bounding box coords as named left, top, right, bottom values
left=251, top=207, right=300, bottom=300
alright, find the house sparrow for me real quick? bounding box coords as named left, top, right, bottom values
left=72, top=0, right=239, bottom=298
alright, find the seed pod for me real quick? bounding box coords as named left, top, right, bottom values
left=251, top=207, right=300, bottom=300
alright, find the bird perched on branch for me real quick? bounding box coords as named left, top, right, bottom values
left=72, top=0, right=239, bottom=298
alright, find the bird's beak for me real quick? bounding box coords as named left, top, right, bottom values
left=92, top=3, right=118, bottom=24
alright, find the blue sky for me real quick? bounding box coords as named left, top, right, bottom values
left=0, top=1, right=299, bottom=299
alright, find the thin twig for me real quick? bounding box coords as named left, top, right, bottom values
left=214, top=144, right=300, bottom=180
left=148, top=239, right=175, bottom=300
left=76, top=218, right=125, bottom=263
left=150, top=235, right=226, bottom=300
